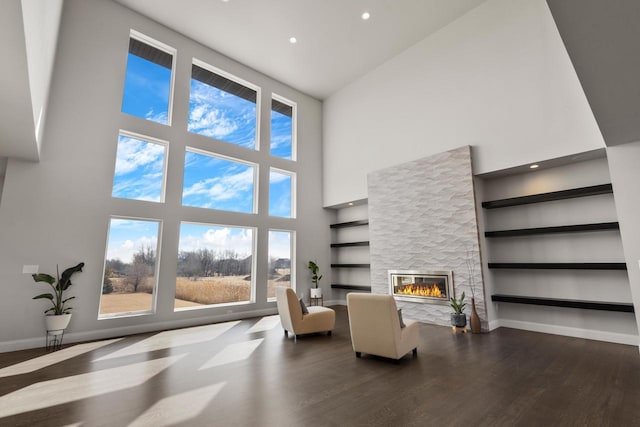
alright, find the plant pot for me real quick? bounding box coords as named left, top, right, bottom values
left=450, top=313, right=467, bottom=328
left=45, top=313, right=72, bottom=334
left=310, top=288, right=322, bottom=298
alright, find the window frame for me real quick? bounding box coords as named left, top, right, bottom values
left=182, top=146, right=259, bottom=214
left=267, top=229, right=296, bottom=302
left=269, top=167, right=296, bottom=219
left=271, top=93, right=297, bottom=161
left=174, top=221, right=258, bottom=311
left=112, top=129, right=170, bottom=204
left=189, top=57, right=262, bottom=150
left=123, top=30, right=177, bottom=126
left=98, top=215, right=163, bottom=319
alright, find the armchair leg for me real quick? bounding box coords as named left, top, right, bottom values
left=284, top=330, right=288, bottom=337
left=413, top=348, right=418, bottom=358
left=328, top=330, right=332, bottom=336
left=355, top=352, right=361, bottom=358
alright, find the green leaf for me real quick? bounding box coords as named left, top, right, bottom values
left=62, top=296, right=76, bottom=303
left=32, top=273, right=55, bottom=285
left=32, top=293, right=54, bottom=300
left=44, top=307, right=55, bottom=314
left=59, top=262, right=85, bottom=291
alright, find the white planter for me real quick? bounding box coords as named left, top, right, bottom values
left=310, top=288, right=322, bottom=298
left=45, top=313, right=72, bottom=334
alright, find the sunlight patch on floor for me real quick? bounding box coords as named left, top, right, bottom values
left=0, top=339, right=122, bottom=378
left=95, top=321, right=240, bottom=361
left=199, top=339, right=263, bottom=370
left=245, top=315, right=281, bottom=334
left=128, top=382, right=226, bottom=427
left=0, top=355, right=184, bottom=418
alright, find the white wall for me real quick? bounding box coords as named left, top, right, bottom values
left=21, top=0, right=63, bottom=149
left=607, top=141, right=640, bottom=347
left=0, top=0, right=329, bottom=351
left=322, top=0, right=604, bottom=207
left=478, top=157, right=637, bottom=345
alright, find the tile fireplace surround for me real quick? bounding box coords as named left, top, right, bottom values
left=367, top=146, right=486, bottom=328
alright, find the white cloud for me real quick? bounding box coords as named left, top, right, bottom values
left=268, top=231, right=291, bottom=259
left=187, top=80, right=255, bottom=147
left=179, top=226, right=253, bottom=256
left=145, top=109, right=168, bottom=124
left=183, top=167, right=254, bottom=203
left=115, top=137, right=164, bottom=176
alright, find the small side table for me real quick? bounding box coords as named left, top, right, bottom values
left=309, top=296, right=324, bottom=306
left=46, top=329, right=65, bottom=352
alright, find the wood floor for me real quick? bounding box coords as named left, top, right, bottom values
left=0, top=306, right=639, bottom=426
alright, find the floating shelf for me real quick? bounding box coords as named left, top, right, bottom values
left=331, top=263, right=370, bottom=268
left=492, top=294, right=634, bottom=313
left=330, top=241, right=370, bottom=248
left=330, top=220, right=369, bottom=229
left=485, top=222, right=620, bottom=238
left=488, top=262, right=627, bottom=270
left=482, top=184, right=613, bottom=209
left=331, top=284, right=371, bottom=291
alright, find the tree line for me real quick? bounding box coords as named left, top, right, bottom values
left=103, top=245, right=290, bottom=294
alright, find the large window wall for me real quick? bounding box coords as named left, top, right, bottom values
left=99, top=30, right=297, bottom=318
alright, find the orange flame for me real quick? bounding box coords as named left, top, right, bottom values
left=396, top=283, right=443, bottom=298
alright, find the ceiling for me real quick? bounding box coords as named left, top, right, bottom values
left=113, top=0, right=487, bottom=100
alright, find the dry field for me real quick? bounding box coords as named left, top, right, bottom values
left=102, top=275, right=290, bottom=314
left=99, top=293, right=200, bottom=315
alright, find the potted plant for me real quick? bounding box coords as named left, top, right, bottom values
left=307, top=261, right=323, bottom=298
left=31, top=262, right=85, bottom=333
left=450, top=291, right=467, bottom=328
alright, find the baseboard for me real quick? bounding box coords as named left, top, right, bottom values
left=495, top=318, right=639, bottom=346
left=0, top=307, right=279, bottom=353
left=325, top=299, right=346, bottom=306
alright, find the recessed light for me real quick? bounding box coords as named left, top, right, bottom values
left=348, top=202, right=354, bottom=206
left=289, top=37, right=297, bottom=44
left=361, top=11, right=371, bottom=20
left=530, top=164, right=539, bottom=169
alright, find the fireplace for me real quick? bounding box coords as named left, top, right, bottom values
left=389, top=270, right=453, bottom=304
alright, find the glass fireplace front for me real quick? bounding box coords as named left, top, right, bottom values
left=388, top=270, right=453, bottom=304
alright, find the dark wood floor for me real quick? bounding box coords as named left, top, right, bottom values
left=1, top=306, right=639, bottom=426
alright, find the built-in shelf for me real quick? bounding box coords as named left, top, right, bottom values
left=331, top=263, right=370, bottom=268
left=331, top=284, right=371, bottom=291
left=491, top=294, right=634, bottom=313
left=330, top=241, right=370, bottom=248
left=488, top=262, right=627, bottom=270
left=330, top=220, right=369, bottom=229
left=485, top=222, right=620, bottom=238
left=482, top=184, right=613, bottom=209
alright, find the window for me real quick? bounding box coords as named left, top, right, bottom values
left=271, top=95, right=295, bottom=160
left=121, top=32, right=175, bottom=124
left=269, top=168, right=294, bottom=218
left=100, top=218, right=161, bottom=317
left=108, top=31, right=299, bottom=318
left=182, top=149, right=257, bottom=214
left=175, top=223, right=255, bottom=309
left=268, top=230, right=294, bottom=300
left=112, top=132, right=167, bottom=203
left=188, top=60, right=259, bottom=149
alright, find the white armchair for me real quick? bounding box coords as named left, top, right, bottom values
left=347, top=293, right=419, bottom=360
left=276, top=287, right=335, bottom=341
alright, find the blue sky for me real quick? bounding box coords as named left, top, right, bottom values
left=113, top=51, right=294, bottom=260
left=182, top=151, right=255, bottom=213
left=119, top=53, right=293, bottom=215
left=106, top=218, right=160, bottom=263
